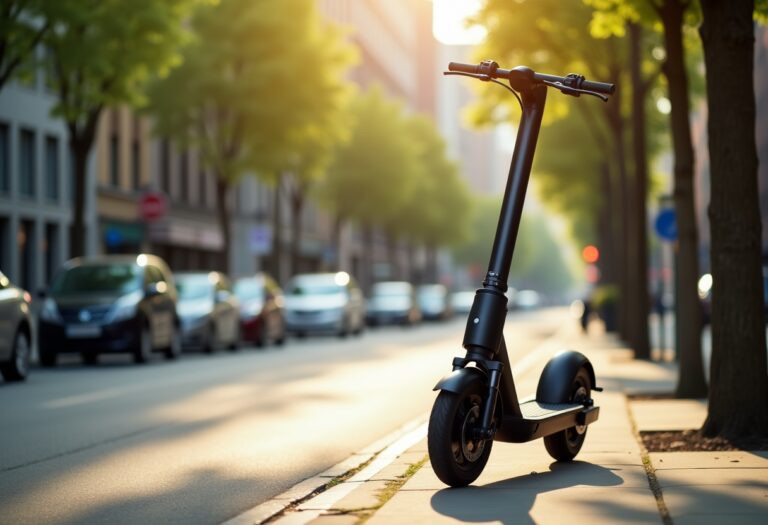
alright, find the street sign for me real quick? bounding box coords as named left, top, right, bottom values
left=654, top=208, right=677, bottom=242
left=138, top=192, right=167, bottom=222
left=249, top=225, right=272, bottom=255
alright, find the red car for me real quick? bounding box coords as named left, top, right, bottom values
left=234, top=273, right=286, bottom=347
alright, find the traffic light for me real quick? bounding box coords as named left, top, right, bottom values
left=582, top=245, right=600, bottom=264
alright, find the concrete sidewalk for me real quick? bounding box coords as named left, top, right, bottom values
left=273, top=324, right=768, bottom=525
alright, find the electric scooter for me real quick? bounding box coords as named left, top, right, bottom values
left=428, top=60, right=615, bottom=487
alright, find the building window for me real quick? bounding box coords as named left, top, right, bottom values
left=44, top=223, right=58, bottom=286
left=179, top=150, right=188, bottom=203
left=45, top=135, right=59, bottom=201
left=110, top=133, right=119, bottom=187
left=19, top=129, right=36, bottom=197
left=0, top=122, right=9, bottom=194
left=131, top=140, right=141, bottom=191
left=161, top=139, right=170, bottom=193
left=199, top=168, right=207, bottom=208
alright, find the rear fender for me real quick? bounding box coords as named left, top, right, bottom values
left=536, top=350, right=597, bottom=403
left=433, top=366, right=487, bottom=394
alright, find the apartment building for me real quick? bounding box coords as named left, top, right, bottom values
left=0, top=49, right=97, bottom=291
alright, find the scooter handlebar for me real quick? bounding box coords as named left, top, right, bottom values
left=447, top=62, right=483, bottom=75
left=447, top=61, right=615, bottom=97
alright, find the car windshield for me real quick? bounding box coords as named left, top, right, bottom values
left=288, top=277, right=343, bottom=296
left=418, top=286, right=446, bottom=299
left=51, top=264, right=142, bottom=295
left=234, top=279, right=264, bottom=301
left=176, top=275, right=213, bottom=301
left=372, top=283, right=411, bottom=297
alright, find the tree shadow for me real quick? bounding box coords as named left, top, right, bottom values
left=430, top=461, right=657, bottom=525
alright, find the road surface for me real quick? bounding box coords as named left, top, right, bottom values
left=0, top=308, right=571, bottom=524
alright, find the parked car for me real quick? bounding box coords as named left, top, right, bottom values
left=234, top=273, right=286, bottom=347
left=417, top=284, right=452, bottom=320
left=0, top=271, right=32, bottom=381
left=284, top=272, right=365, bottom=337
left=38, top=254, right=180, bottom=365
left=516, top=289, right=543, bottom=310
left=366, top=281, right=421, bottom=326
left=450, top=290, right=475, bottom=315
left=176, top=271, right=240, bottom=352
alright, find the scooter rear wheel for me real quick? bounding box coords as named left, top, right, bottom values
left=428, top=382, right=493, bottom=487
left=543, top=366, right=591, bottom=461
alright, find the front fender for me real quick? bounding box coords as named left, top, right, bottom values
left=535, top=350, right=597, bottom=403
left=433, top=367, right=487, bottom=394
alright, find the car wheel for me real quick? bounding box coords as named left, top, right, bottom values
left=1, top=329, right=31, bottom=381
left=133, top=325, right=152, bottom=364
left=164, top=325, right=182, bottom=360
left=81, top=352, right=98, bottom=365
left=254, top=323, right=265, bottom=348
left=228, top=325, right=240, bottom=351
left=275, top=319, right=286, bottom=347
left=204, top=324, right=218, bottom=354
left=39, top=344, right=57, bottom=368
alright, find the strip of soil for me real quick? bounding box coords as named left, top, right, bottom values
left=641, top=429, right=768, bottom=452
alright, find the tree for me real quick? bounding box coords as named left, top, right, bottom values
left=43, top=0, right=191, bottom=257
left=0, top=0, right=50, bottom=91
left=473, top=0, right=638, bottom=342
left=452, top=195, right=575, bottom=296
left=318, top=87, right=419, bottom=284
left=585, top=0, right=707, bottom=393
left=148, top=0, right=353, bottom=272
left=699, top=0, right=768, bottom=439
left=278, top=26, right=355, bottom=276
left=383, top=114, right=471, bottom=281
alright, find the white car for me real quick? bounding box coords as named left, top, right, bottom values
left=284, top=272, right=365, bottom=337
left=0, top=271, right=32, bottom=382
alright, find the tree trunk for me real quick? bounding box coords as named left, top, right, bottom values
left=362, top=223, right=374, bottom=293
left=289, top=181, right=304, bottom=277
left=598, top=162, right=618, bottom=287
left=700, top=0, right=768, bottom=438
left=271, top=177, right=284, bottom=283
left=214, top=176, right=231, bottom=273
left=331, top=214, right=344, bottom=271
left=69, top=138, right=89, bottom=258
left=605, top=90, right=631, bottom=343
left=628, top=22, right=651, bottom=359
left=659, top=0, right=707, bottom=398
left=66, top=109, right=101, bottom=258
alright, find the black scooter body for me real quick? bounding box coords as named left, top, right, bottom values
left=433, top=343, right=600, bottom=444
left=428, top=61, right=614, bottom=487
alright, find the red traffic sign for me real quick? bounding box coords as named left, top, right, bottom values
left=138, top=192, right=167, bottom=222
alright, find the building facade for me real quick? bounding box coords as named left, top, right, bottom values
left=0, top=48, right=97, bottom=292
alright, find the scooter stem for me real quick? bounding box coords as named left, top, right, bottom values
left=462, top=83, right=548, bottom=358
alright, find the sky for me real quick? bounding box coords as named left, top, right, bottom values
left=432, top=0, right=486, bottom=46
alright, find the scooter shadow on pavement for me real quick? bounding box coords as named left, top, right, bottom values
left=429, top=461, right=625, bottom=525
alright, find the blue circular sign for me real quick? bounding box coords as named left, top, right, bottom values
left=654, top=208, right=677, bottom=241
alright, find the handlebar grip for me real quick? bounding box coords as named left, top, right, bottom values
left=581, top=79, right=615, bottom=95
left=448, top=62, right=482, bottom=75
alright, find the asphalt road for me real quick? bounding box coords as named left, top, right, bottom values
left=0, top=307, right=571, bottom=525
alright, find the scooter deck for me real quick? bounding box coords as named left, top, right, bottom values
left=519, top=399, right=582, bottom=420
left=494, top=398, right=599, bottom=443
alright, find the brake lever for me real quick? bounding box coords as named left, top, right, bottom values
left=542, top=80, right=609, bottom=102
left=443, top=71, right=492, bottom=81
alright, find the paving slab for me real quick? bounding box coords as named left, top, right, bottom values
left=662, top=484, right=768, bottom=522
left=368, top=485, right=661, bottom=525
left=651, top=451, right=768, bottom=470
left=630, top=399, right=707, bottom=431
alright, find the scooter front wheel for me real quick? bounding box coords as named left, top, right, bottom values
left=428, top=382, right=493, bottom=487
